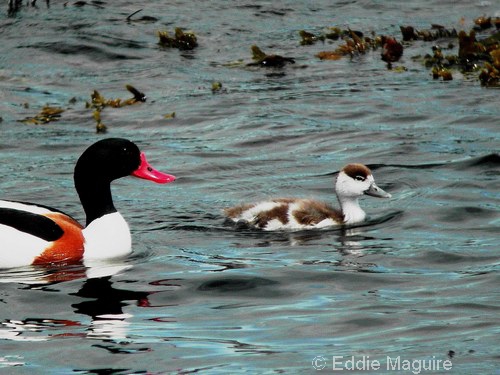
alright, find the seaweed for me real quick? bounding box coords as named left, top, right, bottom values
left=316, top=51, right=344, bottom=61
left=20, top=106, right=64, bottom=125
left=458, top=30, right=487, bottom=60
left=432, top=67, right=453, bottom=81
left=93, top=109, right=106, bottom=134
left=86, top=85, right=147, bottom=133
left=299, top=30, right=324, bottom=45
left=311, top=18, right=498, bottom=85
left=474, top=16, right=492, bottom=30
left=400, top=26, right=419, bottom=41
left=301, top=27, right=361, bottom=46
left=479, top=62, right=500, bottom=87
left=248, top=45, right=295, bottom=67
left=400, top=24, right=458, bottom=42
left=211, top=81, right=227, bottom=94
left=158, top=28, right=198, bottom=50
left=316, top=30, right=369, bottom=60
left=401, top=18, right=500, bottom=86
left=478, top=47, right=500, bottom=86
left=86, top=85, right=146, bottom=110
left=381, top=36, right=403, bottom=63
left=315, top=28, right=389, bottom=63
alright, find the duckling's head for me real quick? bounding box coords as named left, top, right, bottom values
left=335, top=163, right=391, bottom=200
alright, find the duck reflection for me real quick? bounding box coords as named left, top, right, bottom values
left=71, top=276, right=150, bottom=340
left=0, top=263, right=151, bottom=342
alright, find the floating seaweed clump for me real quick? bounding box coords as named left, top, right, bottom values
left=479, top=62, right=500, bottom=86
left=92, top=109, right=106, bottom=133
left=299, top=30, right=323, bottom=45
left=458, top=30, right=488, bottom=61
left=402, top=17, right=500, bottom=86
left=479, top=47, right=500, bottom=86
left=400, top=25, right=458, bottom=42
left=248, top=45, right=295, bottom=67
left=314, top=28, right=402, bottom=67
left=86, top=85, right=146, bottom=110
left=381, top=36, right=404, bottom=64
left=473, top=16, right=500, bottom=31
left=158, top=28, right=198, bottom=50
left=300, top=27, right=359, bottom=46
left=20, top=106, right=64, bottom=125
left=421, top=46, right=458, bottom=69
left=86, top=85, right=147, bottom=133
left=316, top=29, right=373, bottom=60
left=211, top=81, right=228, bottom=94
left=432, top=66, right=453, bottom=81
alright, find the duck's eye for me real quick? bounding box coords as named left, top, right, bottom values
left=355, top=175, right=366, bottom=181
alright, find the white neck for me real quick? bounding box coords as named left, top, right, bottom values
left=82, top=212, right=132, bottom=260
left=338, top=197, right=366, bottom=224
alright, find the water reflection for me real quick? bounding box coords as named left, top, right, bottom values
left=0, top=260, right=144, bottom=343
left=0, top=261, right=131, bottom=285
left=225, top=210, right=401, bottom=257
left=0, top=274, right=149, bottom=342
left=71, top=276, right=150, bottom=341
left=8, top=0, right=49, bottom=16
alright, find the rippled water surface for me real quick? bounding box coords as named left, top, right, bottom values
left=1, top=1, right=499, bottom=374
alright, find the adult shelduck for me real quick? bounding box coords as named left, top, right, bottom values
left=225, top=163, right=391, bottom=230
left=0, top=138, right=176, bottom=268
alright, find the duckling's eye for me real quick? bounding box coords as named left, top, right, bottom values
left=355, top=175, right=366, bottom=181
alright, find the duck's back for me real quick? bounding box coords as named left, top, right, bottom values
left=225, top=198, right=343, bottom=230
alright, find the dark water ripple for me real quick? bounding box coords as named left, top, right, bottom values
left=1, top=1, right=499, bottom=373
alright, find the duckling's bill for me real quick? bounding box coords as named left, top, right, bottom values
left=364, top=182, right=391, bottom=198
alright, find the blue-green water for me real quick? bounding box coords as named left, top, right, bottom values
left=0, top=1, right=499, bottom=374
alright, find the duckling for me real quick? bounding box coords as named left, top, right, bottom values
left=225, top=163, right=391, bottom=230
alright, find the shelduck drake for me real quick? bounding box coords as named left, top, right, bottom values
left=224, top=163, right=391, bottom=231
left=0, top=138, right=176, bottom=268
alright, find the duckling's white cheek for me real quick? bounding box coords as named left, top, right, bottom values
left=337, top=179, right=359, bottom=197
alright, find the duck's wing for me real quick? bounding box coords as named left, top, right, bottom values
left=0, top=207, right=64, bottom=242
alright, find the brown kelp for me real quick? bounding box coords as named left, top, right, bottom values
left=248, top=45, right=295, bottom=67
left=87, top=85, right=146, bottom=110
left=410, top=18, right=500, bottom=85
left=20, top=106, right=64, bottom=125
left=86, top=85, right=147, bottom=133
left=314, top=28, right=402, bottom=67
left=381, top=37, right=404, bottom=63
left=211, top=81, right=226, bottom=94
left=158, top=28, right=198, bottom=50
left=315, top=29, right=372, bottom=60
left=299, top=27, right=359, bottom=46
left=307, top=16, right=498, bottom=85
left=400, top=25, right=458, bottom=42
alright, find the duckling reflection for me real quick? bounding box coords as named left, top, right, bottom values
left=336, top=227, right=370, bottom=256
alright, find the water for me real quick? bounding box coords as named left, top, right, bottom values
left=1, top=1, right=499, bottom=374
